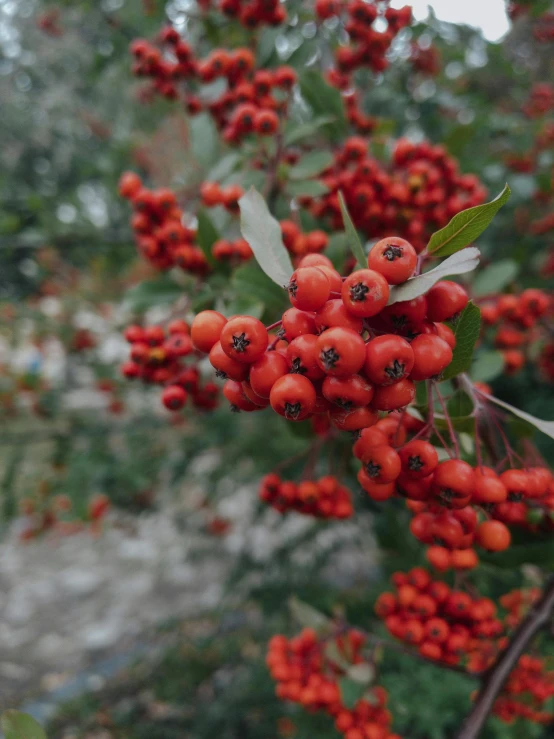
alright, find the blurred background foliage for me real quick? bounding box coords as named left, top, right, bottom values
left=0, top=0, right=553, bottom=737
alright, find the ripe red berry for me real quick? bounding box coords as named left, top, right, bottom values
left=288, top=267, right=331, bottom=311
left=426, top=281, right=469, bottom=322
left=358, top=469, right=396, bottom=500
left=314, top=299, right=364, bottom=334
left=269, top=374, right=316, bottom=421
left=209, top=341, right=249, bottom=381
left=281, top=307, right=317, bottom=339
left=476, top=520, right=511, bottom=552
left=249, top=352, right=289, bottom=398
left=362, top=445, right=402, bottom=484
left=287, top=335, right=325, bottom=381
left=220, top=316, right=268, bottom=364
left=367, top=237, right=417, bottom=284
left=364, top=335, right=414, bottom=385
left=372, top=378, right=416, bottom=411
left=409, top=334, right=453, bottom=381
left=191, top=310, right=228, bottom=353
left=161, top=385, right=187, bottom=410
left=316, top=327, right=366, bottom=376
left=399, top=440, right=439, bottom=479
left=322, top=374, right=374, bottom=408
left=342, top=269, right=390, bottom=317
left=432, top=460, right=475, bottom=506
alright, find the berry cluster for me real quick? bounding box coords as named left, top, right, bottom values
left=267, top=629, right=400, bottom=739
left=212, top=237, right=253, bottom=263
left=312, top=138, right=486, bottom=252
left=119, top=172, right=208, bottom=273
left=314, top=1, right=412, bottom=79
left=189, top=244, right=467, bottom=428
left=259, top=473, right=353, bottom=518
left=121, top=321, right=219, bottom=412
left=280, top=221, right=329, bottom=258
left=375, top=568, right=505, bottom=671
left=217, top=0, right=286, bottom=28
left=494, top=655, right=554, bottom=725
left=410, top=41, right=441, bottom=77
left=130, top=29, right=296, bottom=141
left=200, top=181, right=245, bottom=212
left=480, top=288, right=552, bottom=376
left=522, top=83, right=554, bottom=119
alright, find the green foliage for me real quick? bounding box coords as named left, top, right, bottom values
left=299, top=72, right=347, bottom=140
left=442, top=302, right=481, bottom=380
left=1, top=711, right=46, bottom=739
left=289, top=151, right=334, bottom=180
left=122, top=276, right=185, bottom=313
left=338, top=192, right=366, bottom=269
left=472, top=259, right=519, bottom=297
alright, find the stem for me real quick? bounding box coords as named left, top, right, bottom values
left=456, top=576, right=554, bottom=739
left=433, top=383, right=460, bottom=458
left=266, top=320, right=282, bottom=331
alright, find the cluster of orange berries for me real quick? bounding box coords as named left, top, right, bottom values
left=215, top=0, right=286, bottom=27
left=259, top=473, right=353, bottom=518
left=312, top=138, right=486, bottom=252
left=200, top=181, right=244, bottom=213
left=409, top=41, right=441, bottom=77
left=212, top=237, right=253, bottom=263
left=130, top=28, right=296, bottom=141
left=267, top=629, right=400, bottom=739
left=523, top=83, right=554, bottom=119
left=119, top=172, right=208, bottom=273
left=494, top=654, right=554, bottom=725
left=508, top=2, right=554, bottom=41
left=480, top=288, right=552, bottom=376
left=280, top=221, right=329, bottom=258
left=121, top=321, right=219, bottom=412
left=315, top=0, right=412, bottom=80
left=375, top=568, right=505, bottom=670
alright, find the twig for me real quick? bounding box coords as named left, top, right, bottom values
left=456, top=575, right=554, bottom=739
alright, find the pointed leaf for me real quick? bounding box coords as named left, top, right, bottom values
left=206, top=152, right=242, bottom=182
left=289, top=151, right=334, bottom=180
left=196, top=209, right=219, bottom=266
left=442, top=301, right=481, bottom=380
left=231, top=262, right=288, bottom=317
left=239, top=187, right=294, bottom=286
left=287, top=180, right=330, bottom=198
left=284, top=116, right=337, bottom=146
left=122, top=276, right=184, bottom=313
left=427, top=184, right=511, bottom=257
left=1, top=711, right=46, bottom=739
left=447, top=389, right=475, bottom=418
left=338, top=191, right=366, bottom=269
left=479, top=392, right=554, bottom=441
left=288, top=596, right=332, bottom=633
left=472, top=259, right=519, bottom=297
left=388, top=248, right=480, bottom=306
left=299, top=71, right=347, bottom=140
left=471, top=350, right=504, bottom=382
left=339, top=677, right=370, bottom=709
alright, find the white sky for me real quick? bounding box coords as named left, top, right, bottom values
left=391, top=0, right=510, bottom=42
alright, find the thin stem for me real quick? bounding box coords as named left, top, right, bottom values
left=433, top=383, right=460, bottom=458
left=266, top=320, right=282, bottom=331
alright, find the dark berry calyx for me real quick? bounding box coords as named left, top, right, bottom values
left=232, top=332, right=250, bottom=353
left=287, top=279, right=298, bottom=297
left=290, top=357, right=307, bottom=375
left=320, top=347, right=340, bottom=371
left=407, top=455, right=424, bottom=472
left=349, top=282, right=369, bottom=302
left=365, top=460, right=381, bottom=478
left=335, top=398, right=354, bottom=410
left=383, top=245, right=403, bottom=261
left=284, top=401, right=302, bottom=420
left=215, top=369, right=228, bottom=379
left=384, top=359, right=406, bottom=381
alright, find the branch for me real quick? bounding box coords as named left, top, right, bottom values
left=456, top=575, right=554, bottom=739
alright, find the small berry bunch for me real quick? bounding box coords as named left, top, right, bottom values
left=375, top=568, right=505, bottom=670
left=522, top=82, right=554, bottom=119
left=212, top=237, right=253, bottom=263
left=119, top=172, right=209, bottom=273
left=217, top=0, right=286, bottom=28
left=267, top=629, right=401, bottom=739
left=312, top=138, right=486, bottom=252
left=259, top=473, right=354, bottom=518
left=121, top=321, right=219, bottom=412
left=480, top=287, right=552, bottom=376
left=493, top=654, right=554, bottom=725
left=130, top=29, right=296, bottom=141
left=410, top=40, right=441, bottom=77
left=200, top=181, right=245, bottom=212
left=280, top=220, right=329, bottom=259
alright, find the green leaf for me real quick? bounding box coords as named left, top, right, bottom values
left=338, top=191, right=366, bottom=269
left=442, top=302, right=481, bottom=380
left=189, top=113, right=220, bottom=169
left=289, top=151, right=334, bottom=180
left=427, top=184, right=511, bottom=257
left=287, top=180, right=330, bottom=198
left=478, top=391, right=554, bottom=441
left=288, top=596, right=332, bottom=633
left=339, top=677, right=369, bottom=709
left=284, top=116, right=337, bottom=146
left=1, top=711, right=46, bottom=739
left=196, top=209, right=219, bottom=266
left=239, top=187, right=294, bottom=287
left=447, top=389, right=475, bottom=418
left=122, top=276, right=184, bottom=313
left=471, top=350, right=504, bottom=382
left=480, top=540, right=554, bottom=569
left=231, top=262, right=288, bottom=317
left=388, top=248, right=480, bottom=306
left=472, top=259, right=519, bottom=297
left=206, top=152, right=242, bottom=183
left=299, top=71, right=346, bottom=139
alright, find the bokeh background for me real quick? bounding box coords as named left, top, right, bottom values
left=0, top=1, right=553, bottom=737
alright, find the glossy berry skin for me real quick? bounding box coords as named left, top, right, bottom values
left=476, top=520, right=511, bottom=552
left=409, top=334, right=453, bottom=381
left=281, top=308, right=317, bottom=340
left=269, top=374, right=316, bottom=421
left=435, top=322, right=456, bottom=349
left=330, top=406, right=377, bottom=431
left=249, top=352, right=289, bottom=398
left=364, top=335, right=414, bottom=385
left=223, top=380, right=259, bottom=412
left=432, top=460, right=475, bottom=506
left=314, top=299, right=364, bottom=334
left=316, top=327, right=366, bottom=376
left=380, top=295, right=427, bottom=331
left=426, top=281, right=469, bottom=322
left=220, top=316, right=268, bottom=364
left=358, top=469, right=395, bottom=501
left=367, top=236, right=417, bottom=284
left=372, top=379, right=416, bottom=411
left=399, top=440, right=439, bottom=480
left=161, top=385, right=187, bottom=410
left=341, top=269, right=390, bottom=317
left=288, top=267, right=330, bottom=311
left=209, top=341, right=249, bottom=382
left=322, top=374, right=374, bottom=409
left=287, top=335, right=325, bottom=381
left=353, top=426, right=389, bottom=461
left=363, top=445, right=402, bottom=484
left=473, top=475, right=508, bottom=505
left=191, top=310, right=228, bottom=353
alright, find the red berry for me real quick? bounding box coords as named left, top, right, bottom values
left=399, top=440, right=439, bottom=479
left=372, top=379, right=416, bottom=411
left=426, top=281, right=468, bottom=322
left=162, top=385, right=187, bottom=410
left=322, top=374, right=374, bottom=408
left=409, top=334, right=453, bottom=381
left=249, top=352, right=289, bottom=398
left=476, top=520, right=511, bottom=552
left=316, top=327, right=366, bottom=376
left=220, top=316, right=268, bottom=364
left=362, top=445, right=402, bottom=484
left=364, top=335, right=414, bottom=385
left=191, top=310, right=228, bottom=353
left=288, top=267, right=331, bottom=311
left=269, top=374, right=316, bottom=421
left=342, top=269, right=390, bottom=317
left=367, top=237, right=417, bottom=284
